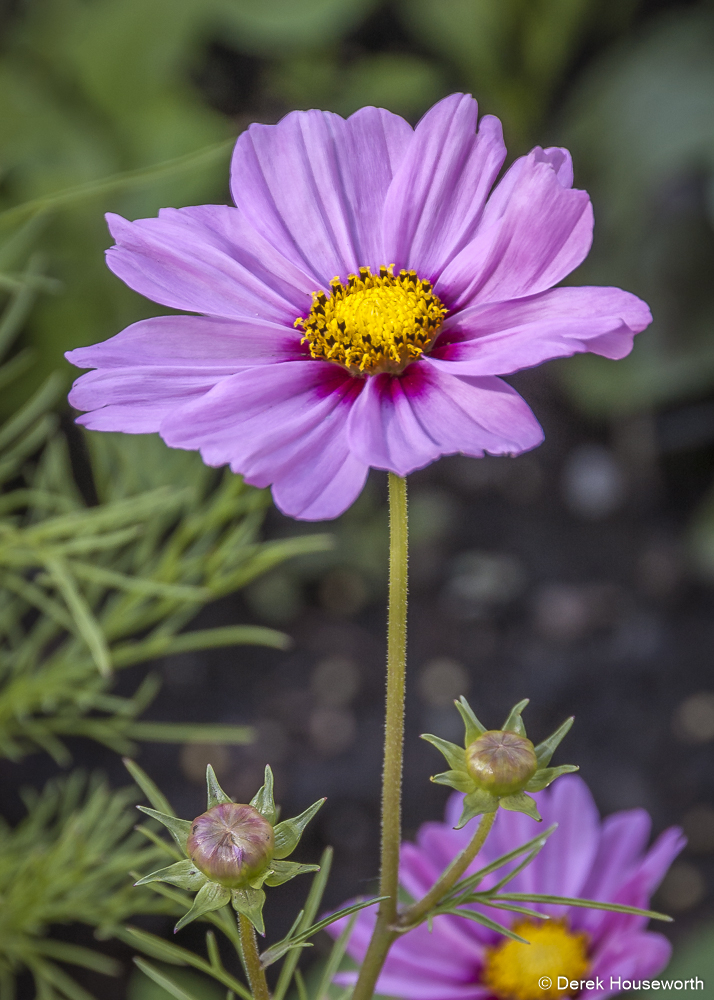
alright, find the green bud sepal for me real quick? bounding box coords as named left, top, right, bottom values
left=133, top=763, right=324, bottom=935
left=134, top=859, right=207, bottom=891
left=232, top=886, right=267, bottom=936
left=422, top=698, right=578, bottom=828
left=175, top=882, right=231, bottom=933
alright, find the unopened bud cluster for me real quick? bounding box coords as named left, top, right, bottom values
left=187, top=802, right=275, bottom=889
left=465, top=730, right=538, bottom=797
left=134, top=764, right=323, bottom=935
left=422, top=697, right=578, bottom=828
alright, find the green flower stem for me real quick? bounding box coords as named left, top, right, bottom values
left=352, top=472, right=408, bottom=1000
left=398, top=811, right=497, bottom=929
left=238, top=914, right=270, bottom=1000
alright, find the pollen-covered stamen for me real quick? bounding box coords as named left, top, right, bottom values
left=295, top=265, right=448, bottom=376
left=482, top=920, right=590, bottom=1000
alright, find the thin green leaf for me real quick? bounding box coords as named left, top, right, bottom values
left=123, top=758, right=174, bottom=815
left=273, top=798, right=325, bottom=859
left=113, top=626, right=290, bottom=667
left=494, top=893, right=672, bottom=921
left=133, top=824, right=184, bottom=861
left=121, top=927, right=252, bottom=1000
left=0, top=372, right=62, bottom=450
left=0, top=570, right=75, bottom=631
left=294, top=969, right=309, bottom=1000
left=205, top=931, right=221, bottom=971
left=118, top=928, right=188, bottom=967
left=432, top=905, right=530, bottom=943
left=67, top=561, right=207, bottom=599
left=126, top=723, right=253, bottom=745
left=475, top=850, right=541, bottom=895
left=273, top=848, right=333, bottom=1000
left=0, top=140, right=235, bottom=229
left=45, top=557, right=111, bottom=675
left=444, top=825, right=557, bottom=898
left=133, top=958, right=204, bottom=1000
left=260, top=897, right=386, bottom=968
left=482, top=902, right=550, bottom=919
left=32, top=941, right=120, bottom=976
left=166, top=626, right=291, bottom=652
left=454, top=696, right=487, bottom=745
left=314, top=914, right=358, bottom=1000
left=33, top=958, right=97, bottom=1000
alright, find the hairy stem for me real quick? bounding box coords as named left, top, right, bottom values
left=351, top=473, right=408, bottom=1000
left=398, top=811, right=497, bottom=929
left=238, top=914, right=270, bottom=1000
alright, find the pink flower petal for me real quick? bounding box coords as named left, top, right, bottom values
left=636, top=826, right=688, bottom=896
left=574, top=810, right=652, bottom=936
left=69, top=368, right=233, bottom=434
left=400, top=842, right=442, bottom=901
left=429, top=286, right=652, bottom=376
left=436, top=146, right=593, bottom=309
left=382, top=93, right=506, bottom=280
left=231, top=107, right=413, bottom=286
left=105, top=205, right=316, bottom=323
left=523, top=775, right=600, bottom=914
left=66, top=315, right=305, bottom=434
left=66, top=315, right=305, bottom=370
left=347, top=363, right=543, bottom=476
left=331, top=901, right=488, bottom=1000
left=160, top=361, right=368, bottom=520
left=583, top=931, right=672, bottom=999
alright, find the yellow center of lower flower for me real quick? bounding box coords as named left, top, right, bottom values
left=295, top=265, right=448, bottom=375
left=482, top=920, right=590, bottom=1000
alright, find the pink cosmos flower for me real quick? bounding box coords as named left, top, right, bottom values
left=330, top=776, right=684, bottom=1000
left=66, top=94, right=651, bottom=521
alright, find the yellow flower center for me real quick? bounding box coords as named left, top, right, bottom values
left=295, top=265, right=448, bottom=376
left=482, top=920, right=590, bottom=1000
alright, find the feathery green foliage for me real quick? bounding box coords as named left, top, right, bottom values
left=0, top=771, right=180, bottom=1000
left=0, top=223, right=332, bottom=764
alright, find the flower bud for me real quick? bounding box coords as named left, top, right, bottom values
left=465, top=730, right=538, bottom=796
left=186, top=802, right=274, bottom=888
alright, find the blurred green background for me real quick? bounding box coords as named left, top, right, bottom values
left=3, top=0, right=714, bottom=997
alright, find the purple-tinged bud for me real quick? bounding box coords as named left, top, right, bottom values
left=465, top=730, right=538, bottom=796
left=186, top=803, right=274, bottom=889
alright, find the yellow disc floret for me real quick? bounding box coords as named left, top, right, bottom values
left=295, top=265, right=448, bottom=376
left=482, top=920, right=590, bottom=1000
